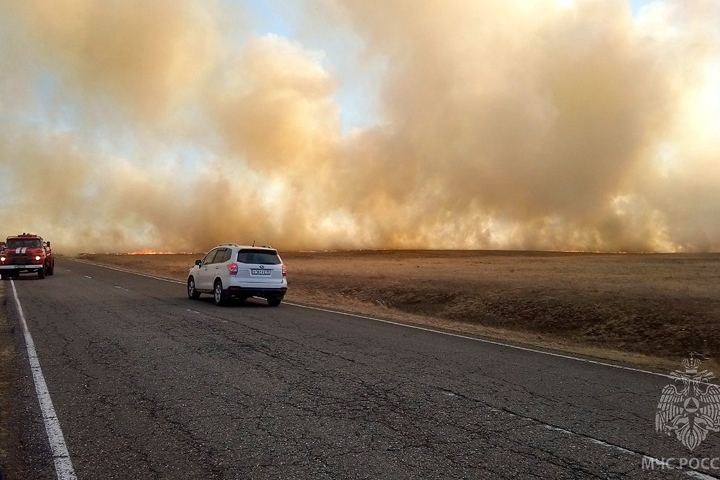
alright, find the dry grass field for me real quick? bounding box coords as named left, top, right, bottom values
left=76, top=250, right=720, bottom=369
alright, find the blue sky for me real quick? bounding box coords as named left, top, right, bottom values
left=227, top=0, right=384, bottom=132
left=234, top=0, right=660, bottom=132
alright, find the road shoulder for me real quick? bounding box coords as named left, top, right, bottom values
left=0, top=282, right=25, bottom=479
left=0, top=281, right=53, bottom=480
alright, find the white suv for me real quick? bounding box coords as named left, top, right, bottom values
left=187, top=244, right=288, bottom=306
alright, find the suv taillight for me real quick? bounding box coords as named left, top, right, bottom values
left=227, top=263, right=238, bottom=275
left=282, top=264, right=287, bottom=277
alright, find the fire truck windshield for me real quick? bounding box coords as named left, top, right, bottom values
left=7, top=239, right=42, bottom=248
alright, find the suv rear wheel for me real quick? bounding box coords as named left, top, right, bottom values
left=213, top=279, right=226, bottom=306
left=267, top=298, right=282, bottom=307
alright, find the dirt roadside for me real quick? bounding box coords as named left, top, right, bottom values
left=76, top=251, right=720, bottom=373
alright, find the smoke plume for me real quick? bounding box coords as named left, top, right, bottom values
left=0, top=0, right=718, bottom=253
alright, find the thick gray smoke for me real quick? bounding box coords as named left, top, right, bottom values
left=0, top=0, right=718, bottom=253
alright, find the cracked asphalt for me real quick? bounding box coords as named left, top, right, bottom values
left=4, top=258, right=719, bottom=479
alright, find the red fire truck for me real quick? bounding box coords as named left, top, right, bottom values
left=0, top=233, right=55, bottom=279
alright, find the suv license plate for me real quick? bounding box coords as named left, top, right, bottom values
left=251, top=269, right=272, bottom=275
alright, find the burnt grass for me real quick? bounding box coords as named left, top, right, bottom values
left=78, top=250, right=720, bottom=360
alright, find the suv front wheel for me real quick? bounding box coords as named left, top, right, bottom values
left=187, top=277, right=200, bottom=299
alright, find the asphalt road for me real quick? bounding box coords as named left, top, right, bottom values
left=3, top=257, right=719, bottom=479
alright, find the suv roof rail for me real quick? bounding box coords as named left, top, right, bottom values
left=218, top=243, right=240, bottom=247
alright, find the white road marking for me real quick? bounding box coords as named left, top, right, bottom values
left=62, top=257, right=719, bottom=478
left=70, top=257, right=670, bottom=379
left=84, top=275, right=92, bottom=279
left=10, top=280, right=77, bottom=480
left=186, top=308, right=228, bottom=322
left=72, top=259, right=184, bottom=284
left=284, top=302, right=676, bottom=380
left=543, top=425, right=718, bottom=479
left=486, top=402, right=719, bottom=478
left=114, top=286, right=130, bottom=292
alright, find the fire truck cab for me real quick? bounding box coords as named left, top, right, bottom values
left=0, top=233, right=55, bottom=279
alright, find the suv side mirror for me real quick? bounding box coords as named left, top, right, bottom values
left=195, top=259, right=202, bottom=266
left=46, top=241, right=51, bottom=248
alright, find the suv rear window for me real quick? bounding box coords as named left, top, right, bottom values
left=237, top=249, right=281, bottom=265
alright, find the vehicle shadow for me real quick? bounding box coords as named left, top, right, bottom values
left=192, top=297, right=276, bottom=308
left=3, top=276, right=44, bottom=282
